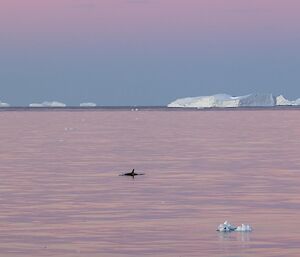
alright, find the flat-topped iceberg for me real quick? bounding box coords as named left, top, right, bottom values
left=29, top=103, right=44, bottom=107
left=0, top=101, right=10, bottom=107
left=29, top=101, right=66, bottom=107
left=80, top=102, right=97, bottom=107
left=168, top=93, right=300, bottom=108
left=168, top=93, right=276, bottom=108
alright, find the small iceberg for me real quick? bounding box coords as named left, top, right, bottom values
left=29, top=101, right=66, bottom=107
left=0, top=101, right=10, bottom=107
left=29, top=103, right=44, bottom=107
left=217, top=221, right=252, bottom=232
left=80, top=102, right=97, bottom=107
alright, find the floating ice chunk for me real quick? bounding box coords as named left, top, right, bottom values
left=80, top=102, right=97, bottom=107
left=217, top=221, right=253, bottom=232
left=236, top=224, right=252, bottom=232
left=217, top=221, right=236, bottom=232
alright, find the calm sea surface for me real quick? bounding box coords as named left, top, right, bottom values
left=0, top=109, right=300, bottom=257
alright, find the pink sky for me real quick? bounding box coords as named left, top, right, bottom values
left=1, top=0, right=300, bottom=48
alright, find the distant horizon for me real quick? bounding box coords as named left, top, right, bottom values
left=1, top=92, right=300, bottom=108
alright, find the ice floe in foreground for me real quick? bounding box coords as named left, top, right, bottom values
left=217, top=221, right=252, bottom=232
left=29, top=101, right=66, bottom=107
left=0, top=101, right=10, bottom=107
left=168, top=93, right=300, bottom=108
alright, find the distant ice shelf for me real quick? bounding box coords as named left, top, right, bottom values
left=168, top=93, right=300, bottom=108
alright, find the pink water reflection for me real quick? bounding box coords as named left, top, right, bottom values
left=0, top=109, right=299, bottom=256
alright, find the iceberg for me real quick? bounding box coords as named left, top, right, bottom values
left=168, top=93, right=276, bottom=108
left=80, top=102, right=97, bottom=107
left=168, top=93, right=300, bottom=108
left=29, top=101, right=66, bottom=107
left=0, top=101, right=10, bottom=107
left=29, top=103, right=44, bottom=107
left=41, top=101, right=66, bottom=107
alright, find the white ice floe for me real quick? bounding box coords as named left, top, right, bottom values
left=0, top=101, right=10, bottom=107
left=217, top=221, right=252, bottom=232
left=236, top=224, right=253, bottom=232
left=29, top=101, right=66, bottom=107
left=168, top=93, right=276, bottom=108
left=80, top=102, right=97, bottom=107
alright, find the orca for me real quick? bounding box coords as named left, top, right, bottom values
left=120, top=169, right=144, bottom=178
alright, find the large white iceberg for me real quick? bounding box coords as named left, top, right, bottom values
left=29, top=101, right=66, bottom=107
left=80, top=102, right=97, bottom=107
left=0, top=101, right=10, bottom=107
left=168, top=93, right=276, bottom=108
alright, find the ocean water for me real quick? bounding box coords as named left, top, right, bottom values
left=0, top=109, right=300, bottom=257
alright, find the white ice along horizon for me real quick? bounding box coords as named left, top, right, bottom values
left=0, top=100, right=10, bottom=107
left=217, top=221, right=253, bottom=232
left=29, top=101, right=66, bottom=107
left=168, top=93, right=300, bottom=108
left=79, top=102, right=97, bottom=107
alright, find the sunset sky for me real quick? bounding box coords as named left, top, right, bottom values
left=1, top=0, right=300, bottom=105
